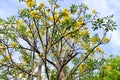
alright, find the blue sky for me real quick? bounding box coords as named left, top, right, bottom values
left=0, top=0, right=119, bottom=56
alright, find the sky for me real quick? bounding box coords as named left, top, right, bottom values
left=0, top=0, right=119, bottom=56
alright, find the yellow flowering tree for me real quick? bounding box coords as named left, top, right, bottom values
left=0, top=0, right=116, bottom=80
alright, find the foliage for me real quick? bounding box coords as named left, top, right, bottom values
left=0, top=0, right=116, bottom=80
left=92, top=55, right=120, bottom=80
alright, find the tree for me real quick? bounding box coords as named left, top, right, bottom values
left=0, top=0, right=116, bottom=80
left=92, top=55, right=120, bottom=80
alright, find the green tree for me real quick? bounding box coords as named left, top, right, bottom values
left=0, top=0, right=116, bottom=80
left=94, top=55, right=120, bottom=80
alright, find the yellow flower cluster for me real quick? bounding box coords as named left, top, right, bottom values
left=0, top=21, right=5, bottom=26
left=49, top=11, right=58, bottom=22
left=79, top=29, right=90, bottom=36
left=39, top=2, right=44, bottom=9
left=91, top=36, right=100, bottom=45
left=103, top=37, right=110, bottom=43
left=85, top=43, right=90, bottom=50
left=1, top=55, right=12, bottom=62
left=27, top=0, right=36, bottom=8
left=79, top=65, right=84, bottom=73
left=40, top=28, right=45, bottom=37
left=62, top=8, right=70, bottom=20
left=76, top=21, right=84, bottom=27
left=89, top=56, right=94, bottom=60
left=27, top=29, right=32, bottom=34
left=79, top=63, right=87, bottom=73
left=16, top=20, right=24, bottom=25
left=30, top=10, right=39, bottom=18
left=55, top=4, right=60, bottom=8
left=18, top=73, right=25, bottom=78
left=96, top=46, right=103, bottom=53
left=11, top=42, right=18, bottom=48
left=0, top=44, right=6, bottom=54
left=105, top=65, right=112, bottom=70
left=91, top=37, right=97, bottom=45
left=92, top=9, right=97, bottom=14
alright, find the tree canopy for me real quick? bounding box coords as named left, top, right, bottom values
left=0, top=0, right=117, bottom=80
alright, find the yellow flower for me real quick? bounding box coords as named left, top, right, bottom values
left=92, top=9, right=97, bottom=14
left=76, top=21, right=84, bottom=26
left=103, top=37, right=110, bottom=43
left=79, top=29, right=90, bottom=36
left=40, top=30, right=45, bottom=37
left=54, top=15, right=58, bottom=21
left=96, top=47, right=103, bottom=53
left=39, top=2, right=44, bottom=9
left=11, top=42, right=18, bottom=48
left=0, top=21, right=5, bottom=26
left=62, top=8, right=70, bottom=20
left=55, top=4, right=60, bottom=8
left=27, top=1, right=36, bottom=8
left=79, top=65, right=84, bottom=73
left=0, top=44, right=6, bottom=49
left=91, top=37, right=96, bottom=45
left=18, top=73, right=25, bottom=78
left=16, top=20, right=24, bottom=25
left=89, top=56, right=93, bottom=60
left=105, top=65, right=112, bottom=70
left=30, top=10, right=39, bottom=18
left=27, top=29, right=32, bottom=34
left=0, top=44, right=6, bottom=54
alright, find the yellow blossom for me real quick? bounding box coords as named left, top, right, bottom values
left=96, top=47, right=102, bottom=53
left=89, top=56, right=94, bottom=60
left=18, top=73, right=25, bottom=78
left=92, top=9, right=97, bottom=14
left=0, top=44, right=6, bottom=54
left=0, top=50, right=5, bottom=54
left=27, top=1, right=36, bottom=8
left=62, top=8, right=70, bottom=20
left=105, top=65, right=112, bottom=70
left=0, top=44, right=6, bottom=50
left=39, top=2, right=44, bottom=9
left=40, top=31, right=45, bottom=37
left=79, top=65, right=84, bottom=72
left=0, top=21, right=5, bottom=26
left=54, top=15, right=58, bottom=21
left=11, top=42, right=18, bottom=48
left=27, top=29, right=32, bottom=34
left=30, top=10, right=39, bottom=18
left=76, top=21, right=84, bottom=26
left=55, top=4, right=60, bottom=8
left=91, top=37, right=97, bottom=45
left=79, top=29, right=90, bottom=36
left=103, top=37, right=110, bottom=43
left=16, top=20, right=24, bottom=25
